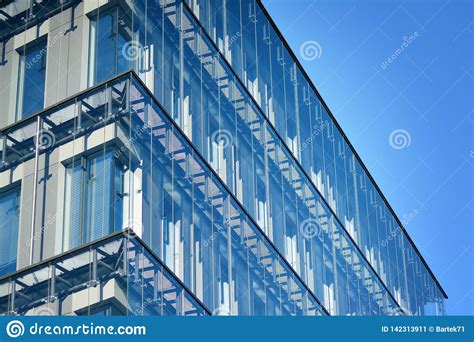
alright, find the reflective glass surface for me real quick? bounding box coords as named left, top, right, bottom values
left=0, top=230, right=208, bottom=316
left=0, top=187, right=20, bottom=276
left=184, top=0, right=446, bottom=315
left=16, top=40, right=47, bottom=119
left=0, top=73, right=326, bottom=316
left=0, top=0, right=446, bottom=316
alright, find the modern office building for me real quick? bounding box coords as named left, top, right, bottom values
left=0, top=0, right=446, bottom=316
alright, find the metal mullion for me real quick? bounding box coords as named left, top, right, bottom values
left=29, top=116, right=41, bottom=265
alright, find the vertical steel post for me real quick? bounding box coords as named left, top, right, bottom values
left=29, top=116, right=41, bottom=265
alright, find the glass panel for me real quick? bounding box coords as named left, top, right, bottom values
left=63, top=151, right=123, bottom=250
left=88, top=8, right=132, bottom=86
left=0, top=187, right=20, bottom=275
left=1, top=0, right=447, bottom=312
left=16, top=39, right=47, bottom=119
left=0, top=232, right=207, bottom=316
left=182, top=0, right=445, bottom=314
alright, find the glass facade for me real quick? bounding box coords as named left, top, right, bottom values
left=184, top=0, right=447, bottom=316
left=88, top=8, right=132, bottom=86
left=0, top=73, right=326, bottom=316
left=0, top=0, right=446, bottom=316
left=0, top=230, right=209, bottom=316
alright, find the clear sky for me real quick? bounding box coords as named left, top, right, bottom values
left=262, top=0, right=473, bottom=315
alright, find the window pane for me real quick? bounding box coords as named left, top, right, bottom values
left=63, top=151, right=123, bottom=251
left=17, top=41, right=46, bottom=119
left=89, top=9, right=132, bottom=86
left=0, top=187, right=20, bottom=275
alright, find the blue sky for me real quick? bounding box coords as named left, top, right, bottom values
left=262, top=0, right=473, bottom=315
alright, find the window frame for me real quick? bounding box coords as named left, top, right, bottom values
left=62, top=147, right=125, bottom=252
left=87, top=5, right=134, bottom=87
left=15, top=37, right=48, bottom=121
left=0, top=182, right=22, bottom=276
